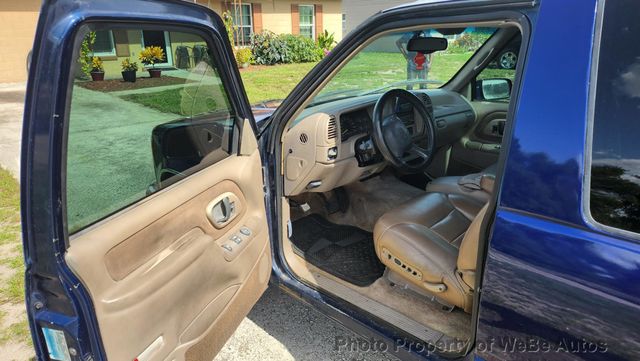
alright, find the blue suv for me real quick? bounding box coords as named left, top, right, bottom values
left=21, top=0, right=640, bottom=360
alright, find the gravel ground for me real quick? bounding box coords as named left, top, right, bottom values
left=0, top=83, right=24, bottom=178
left=216, top=286, right=399, bottom=361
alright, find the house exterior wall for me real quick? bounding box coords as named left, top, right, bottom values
left=0, top=1, right=40, bottom=83
left=99, top=31, right=206, bottom=77
left=197, top=0, right=342, bottom=41
left=342, top=0, right=410, bottom=36
left=0, top=0, right=342, bottom=83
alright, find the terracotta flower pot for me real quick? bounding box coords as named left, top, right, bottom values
left=90, top=71, right=105, bottom=81
left=148, top=69, right=162, bottom=78
left=121, top=70, right=136, bottom=83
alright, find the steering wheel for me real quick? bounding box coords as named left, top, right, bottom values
left=371, top=89, right=436, bottom=173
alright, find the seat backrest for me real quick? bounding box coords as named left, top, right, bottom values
left=456, top=203, right=489, bottom=290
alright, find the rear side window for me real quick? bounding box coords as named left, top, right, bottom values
left=66, top=26, right=236, bottom=233
left=589, top=0, right=640, bottom=234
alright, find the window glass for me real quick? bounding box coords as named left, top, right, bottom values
left=93, top=30, right=115, bottom=56
left=67, top=27, right=235, bottom=233
left=232, top=4, right=252, bottom=46
left=589, top=0, right=640, bottom=234
left=299, top=5, right=314, bottom=39
left=474, top=34, right=520, bottom=102
left=476, top=35, right=519, bottom=83
left=309, top=27, right=496, bottom=107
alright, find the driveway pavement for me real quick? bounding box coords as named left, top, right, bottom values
left=0, top=83, right=25, bottom=178
left=0, top=83, right=399, bottom=361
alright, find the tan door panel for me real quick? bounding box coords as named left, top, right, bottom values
left=65, top=148, right=270, bottom=361
left=449, top=101, right=508, bottom=174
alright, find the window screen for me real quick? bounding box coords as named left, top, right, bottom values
left=299, top=5, right=314, bottom=39
left=93, top=30, right=115, bottom=56
left=232, top=4, right=252, bottom=46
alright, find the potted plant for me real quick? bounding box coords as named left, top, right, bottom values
left=236, top=48, right=252, bottom=69
left=90, top=56, right=104, bottom=81
left=139, top=46, right=165, bottom=78
left=121, top=59, right=139, bottom=82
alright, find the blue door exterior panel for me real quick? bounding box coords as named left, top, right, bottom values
left=477, top=0, right=640, bottom=360
left=478, top=209, right=640, bottom=361
left=497, top=0, right=597, bottom=225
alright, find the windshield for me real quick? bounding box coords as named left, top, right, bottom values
left=309, top=27, right=497, bottom=106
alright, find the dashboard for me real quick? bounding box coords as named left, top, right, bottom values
left=283, top=89, right=476, bottom=196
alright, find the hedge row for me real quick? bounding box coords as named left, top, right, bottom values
left=250, top=31, right=324, bottom=65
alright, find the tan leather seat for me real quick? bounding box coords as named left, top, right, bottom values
left=373, top=192, right=488, bottom=313
left=425, top=164, right=496, bottom=204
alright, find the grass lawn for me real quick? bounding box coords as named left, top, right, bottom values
left=320, top=51, right=474, bottom=95
left=96, top=52, right=510, bottom=116
left=240, top=62, right=318, bottom=104
left=0, top=168, right=33, bottom=355
left=121, top=52, right=476, bottom=114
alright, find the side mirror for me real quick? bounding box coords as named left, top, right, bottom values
left=476, top=78, right=512, bottom=101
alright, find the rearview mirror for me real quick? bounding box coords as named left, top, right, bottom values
left=407, top=37, right=448, bottom=54
left=476, top=78, right=512, bottom=101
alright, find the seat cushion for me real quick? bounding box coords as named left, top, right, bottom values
left=373, top=193, right=482, bottom=311
left=425, top=163, right=496, bottom=204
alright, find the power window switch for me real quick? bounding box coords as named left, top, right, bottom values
left=230, top=235, right=242, bottom=244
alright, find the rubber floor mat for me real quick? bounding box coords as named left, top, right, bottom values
left=290, top=214, right=385, bottom=286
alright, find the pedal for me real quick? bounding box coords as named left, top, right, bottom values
left=335, top=187, right=349, bottom=213
left=298, top=202, right=311, bottom=213
left=321, top=188, right=349, bottom=214
left=320, top=192, right=339, bottom=214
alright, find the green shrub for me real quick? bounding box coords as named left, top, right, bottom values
left=221, top=11, right=235, bottom=48
left=317, top=30, right=336, bottom=51
left=250, top=31, right=290, bottom=65
left=78, top=31, right=96, bottom=78
left=250, top=31, right=323, bottom=65
left=281, top=34, right=323, bottom=63
left=236, top=48, right=252, bottom=65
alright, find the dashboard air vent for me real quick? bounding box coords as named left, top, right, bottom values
left=327, top=115, right=337, bottom=140
left=419, top=93, right=434, bottom=115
